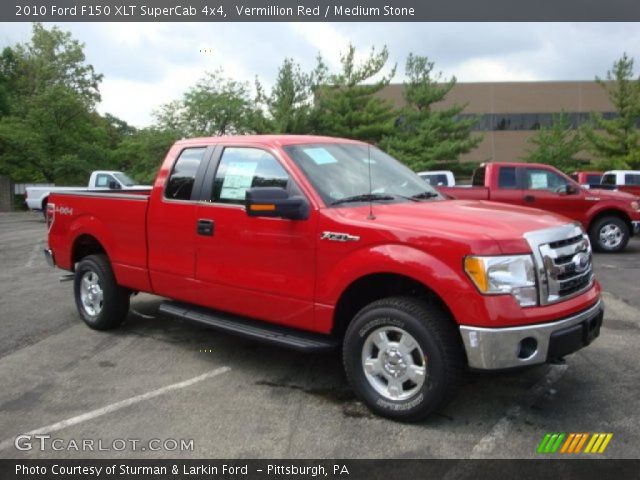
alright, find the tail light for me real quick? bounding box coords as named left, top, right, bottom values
left=46, top=203, right=55, bottom=230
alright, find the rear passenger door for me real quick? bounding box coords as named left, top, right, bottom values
left=147, top=146, right=213, bottom=297
left=193, top=146, right=317, bottom=330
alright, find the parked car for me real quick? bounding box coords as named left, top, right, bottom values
left=601, top=170, right=640, bottom=196
left=570, top=171, right=604, bottom=189
left=418, top=170, right=455, bottom=187
left=439, top=162, right=640, bottom=253
left=25, top=171, right=148, bottom=213
left=46, top=136, right=603, bottom=421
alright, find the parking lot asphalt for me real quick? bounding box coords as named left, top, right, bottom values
left=0, top=211, right=639, bottom=459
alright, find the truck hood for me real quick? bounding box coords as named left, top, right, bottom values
left=584, top=187, right=638, bottom=200
left=334, top=199, right=575, bottom=254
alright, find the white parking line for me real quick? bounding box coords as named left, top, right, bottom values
left=0, top=366, right=231, bottom=451
left=469, top=364, right=568, bottom=458
left=24, top=240, right=46, bottom=268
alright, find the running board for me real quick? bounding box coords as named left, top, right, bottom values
left=159, top=301, right=339, bottom=352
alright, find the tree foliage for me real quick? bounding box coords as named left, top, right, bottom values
left=523, top=112, right=585, bottom=173
left=582, top=53, right=640, bottom=169
left=312, top=45, right=397, bottom=143
left=380, top=54, right=482, bottom=172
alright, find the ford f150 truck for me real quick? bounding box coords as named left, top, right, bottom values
left=439, top=162, right=640, bottom=253
left=25, top=170, right=147, bottom=214
left=45, top=136, right=603, bottom=421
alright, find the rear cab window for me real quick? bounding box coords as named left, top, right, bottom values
left=498, top=167, right=518, bottom=189
left=624, top=173, right=640, bottom=185
left=165, top=147, right=207, bottom=201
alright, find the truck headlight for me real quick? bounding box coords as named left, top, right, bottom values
left=464, top=255, right=538, bottom=307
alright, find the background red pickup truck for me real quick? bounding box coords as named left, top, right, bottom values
left=439, top=162, right=640, bottom=252
left=46, top=136, right=603, bottom=421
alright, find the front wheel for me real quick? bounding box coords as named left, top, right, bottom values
left=589, top=216, right=629, bottom=253
left=343, top=296, right=464, bottom=422
left=74, top=254, right=130, bottom=330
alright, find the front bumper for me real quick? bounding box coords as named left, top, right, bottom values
left=459, top=298, right=603, bottom=370
left=632, top=220, right=640, bottom=235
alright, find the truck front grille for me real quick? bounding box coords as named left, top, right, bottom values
left=524, top=224, right=594, bottom=306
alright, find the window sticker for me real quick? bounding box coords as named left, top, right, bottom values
left=304, top=148, right=338, bottom=165
left=529, top=172, right=549, bottom=189
left=220, top=161, right=258, bottom=200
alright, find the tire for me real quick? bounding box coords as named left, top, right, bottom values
left=589, top=216, right=629, bottom=253
left=343, top=296, right=464, bottom=422
left=74, top=254, right=130, bottom=330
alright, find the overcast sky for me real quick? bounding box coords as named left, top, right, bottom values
left=1, top=22, right=639, bottom=127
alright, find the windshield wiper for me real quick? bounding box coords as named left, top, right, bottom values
left=331, top=194, right=396, bottom=206
left=411, top=191, right=440, bottom=200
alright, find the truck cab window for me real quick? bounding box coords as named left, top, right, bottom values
left=212, top=148, right=291, bottom=204
left=498, top=167, right=517, bottom=188
left=525, top=168, right=568, bottom=191
left=165, top=148, right=206, bottom=200
left=96, top=174, right=115, bottom=188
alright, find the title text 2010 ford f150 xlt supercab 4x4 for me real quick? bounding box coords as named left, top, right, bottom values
left=45, top=136, right=603, bottom=421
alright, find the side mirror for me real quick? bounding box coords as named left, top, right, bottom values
left=108, top=180, right=121, bottom=190
left=557, top=184, right=578, bottom=195
left=245, top=187, right=310, bottom=220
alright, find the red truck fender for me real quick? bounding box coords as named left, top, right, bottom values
left=314, top=243, right=472, bottom=333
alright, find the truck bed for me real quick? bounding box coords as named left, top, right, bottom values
left=47, top=189, right=152, bottom=292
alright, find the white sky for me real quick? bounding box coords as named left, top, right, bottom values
left=1, top=22, right=639, bottom=127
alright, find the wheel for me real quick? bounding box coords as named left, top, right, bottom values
left=343, top=296, right=464, bottom=422
left=74, top=254, right=130, bottom=330
left=589, top=216, right=629, bottom=253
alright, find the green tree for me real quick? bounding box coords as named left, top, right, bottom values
left=523, top=112, right=585, bottom=172
left=381, top=54, right=481, bottom=172
left=110, top=127, right=179, bottom=183
left=0, top=23, right=107, bottom=184
left=312, top=45, right=397, bottom=143
left=265, top=58, right=314, bottom=133
left=582, top=53, right=640, bottom=169
left=155, top=70, right=256, bottom=137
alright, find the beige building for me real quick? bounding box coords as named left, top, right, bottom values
left=378, top=81, right=615, bottom=163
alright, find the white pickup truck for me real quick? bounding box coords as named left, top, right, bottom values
left=25, top=171, right=147, bottom=212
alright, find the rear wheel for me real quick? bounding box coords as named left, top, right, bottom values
left=343, top=296, right=464, bottom=422
left=589, top=216, right=629, bottom=253
left=74, top=254, right=130, bottom=330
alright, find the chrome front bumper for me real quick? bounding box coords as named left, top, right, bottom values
left=459, top=298, right=603, bottom=370
left=43, top=248, right=55, bottom=267
left=632, top=221, right=640, bottom=235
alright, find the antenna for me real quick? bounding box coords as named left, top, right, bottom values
left=367, top=143, right=376, bottom=220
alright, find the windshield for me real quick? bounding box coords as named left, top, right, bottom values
left=283, top=143, right=442, bottom=206
left=113, top=172, right=137, bottom=187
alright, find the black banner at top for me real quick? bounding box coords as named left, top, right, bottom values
left=3, top=0, right=640, bottom=22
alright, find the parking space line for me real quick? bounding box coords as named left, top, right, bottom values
left=469, top=364, right=568, bottom=458
left=0, top=366, right=230, bottom=451
left=24, top=240, right=44, bottom=268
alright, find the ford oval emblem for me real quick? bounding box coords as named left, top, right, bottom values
left=572, top=252, right=590, bottom=273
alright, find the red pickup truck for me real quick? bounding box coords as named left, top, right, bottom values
left=46, top=136, right=603, bottom=421
left=440, top=162, right=640, bottom=253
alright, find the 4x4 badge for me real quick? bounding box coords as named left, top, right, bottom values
left=321, top=231, right=360, bottom=242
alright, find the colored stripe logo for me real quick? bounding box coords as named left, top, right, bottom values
left=537, top=433, right=613, bottom=454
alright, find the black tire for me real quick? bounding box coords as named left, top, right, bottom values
left=589, top=216, right=629, bottom=253
left=74, top=254, right=130, bottom=330
left=343, top=296, right=464, bottom=422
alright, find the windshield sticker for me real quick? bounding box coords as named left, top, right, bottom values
left=304, top=148, right=338, bottom=165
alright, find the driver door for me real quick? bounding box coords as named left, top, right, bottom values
left=520, top=167, right=584, bottom=221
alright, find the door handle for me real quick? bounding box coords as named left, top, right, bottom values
left=197, top=219, right=214, bottom=236
left=524, top=195, right=535, bottom=202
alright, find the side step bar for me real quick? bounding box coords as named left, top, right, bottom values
left=159, top=301, right=339, bottom=353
